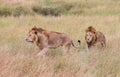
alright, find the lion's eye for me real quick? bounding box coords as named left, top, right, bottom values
left=34, top=31, right=37, bottom=34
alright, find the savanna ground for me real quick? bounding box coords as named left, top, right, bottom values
left=0, top=0, right=120, bottom=77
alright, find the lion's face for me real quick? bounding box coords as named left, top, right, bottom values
left=25, top=30, right=37, bottom=43
left=85, top=32, right=95, bottom=43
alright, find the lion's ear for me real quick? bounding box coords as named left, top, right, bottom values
left=92, top=29, right=96, bottom=34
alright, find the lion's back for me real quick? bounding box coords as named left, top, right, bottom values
left=96, top=31, right=106, bottom=44
left=48, top=32, right=72, bottom=47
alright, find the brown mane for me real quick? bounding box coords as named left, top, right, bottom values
left=86, top=26, right=96, bottom=33
left=85, top=26, right=106, bottom=48
left=31, top=27, right=45, bottom=32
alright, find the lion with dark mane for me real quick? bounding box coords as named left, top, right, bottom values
left=85, top=26, right=106, bottom=49
left=25, top=27, right=80, bottom=57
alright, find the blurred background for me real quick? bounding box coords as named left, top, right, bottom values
left=0, top=0, right=120, bottom=16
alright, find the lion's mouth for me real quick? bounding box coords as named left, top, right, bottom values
left=27, top=40, right=33, bottom=43
left=86, top=39, right=92, bottom=43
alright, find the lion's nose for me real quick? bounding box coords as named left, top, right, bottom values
left=25, top=38, right=28, bottom=41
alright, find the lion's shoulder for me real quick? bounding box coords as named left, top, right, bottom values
left=95, top=31, right=105, bottom=40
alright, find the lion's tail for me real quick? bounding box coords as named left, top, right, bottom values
left=72, top=40, right=81, bottom=48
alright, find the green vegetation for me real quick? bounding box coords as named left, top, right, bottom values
left=0, top=0, right=120, bottom=16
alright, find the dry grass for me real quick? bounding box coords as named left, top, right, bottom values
left=0, top=0, right=120, bottom=77
left=0, top=15, right=120, bottom=77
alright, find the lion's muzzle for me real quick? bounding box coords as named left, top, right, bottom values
left=25, top=37, right=33, bottom=43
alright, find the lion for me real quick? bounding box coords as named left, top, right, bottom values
left=25, top=27, right=80, bottom=57
left=85, top=26, right=106, bottom=49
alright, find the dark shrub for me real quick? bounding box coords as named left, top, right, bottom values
left=32, top=6, right=60, bottom=16
left=13, top=7, right=30, bottom=16
left=0, top=8, right=12, bottom=16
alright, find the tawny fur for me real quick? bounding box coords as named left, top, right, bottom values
left=25, top=27, right=80, bottom=57
left=85, top=26, right=106, bottom=49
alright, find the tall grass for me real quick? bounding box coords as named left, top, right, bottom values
left=0, top=15, right=120, bottom=77
left=0, top=0, right=120, bottom=77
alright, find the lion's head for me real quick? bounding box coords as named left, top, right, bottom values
left=85, top=26, right=97, bottom=43
left=25, top=27, right=45, bottom=43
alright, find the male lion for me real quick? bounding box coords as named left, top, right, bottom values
left=25, top=27, right=80, bottom=57
left=85, top=26, right=106, bottom=49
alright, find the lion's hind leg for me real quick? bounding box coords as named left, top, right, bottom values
left=101, top=41, right=106, bottom=48
left=62, top=43, right=71, bottom=55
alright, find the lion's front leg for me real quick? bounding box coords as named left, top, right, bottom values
left=37, top=47, right=48, bottom=57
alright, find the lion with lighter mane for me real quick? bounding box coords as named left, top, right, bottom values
left=85, top=26, right=106, bottom=49
left=25, top=27, right=80, bottom=57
